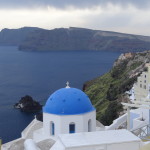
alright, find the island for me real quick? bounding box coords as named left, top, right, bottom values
left=1, top=27, right=150, bottom=52
left=14, top=95, right=42, bottom=112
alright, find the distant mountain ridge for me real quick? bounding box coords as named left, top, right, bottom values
left=19, top=27, right=150, bottom=52
left=0, top=27, right=43, bottom=46
left=1, top=27, right=150, bottom=52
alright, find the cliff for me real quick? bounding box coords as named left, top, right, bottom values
left=0, top=27, right=43, bottom=46
left=83, top=51, right=150, bottom=125
left=19, top=27, right=150, bottom=52
left=0, top=26, right=150, bottom=52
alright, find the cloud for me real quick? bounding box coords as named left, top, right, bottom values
left=0, top=1, right=150, bottom=36
left=0, top=4, right=150, bottom=36
left=45, top=0, right=150, bottom=10
left=0, top=0, right=150, bottom=9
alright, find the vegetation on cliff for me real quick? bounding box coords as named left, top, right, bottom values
left=83, top=51, right=150, bottom=125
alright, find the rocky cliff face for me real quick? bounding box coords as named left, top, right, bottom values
left=17, top=27, right=150, bottom=52
left=0, top=27, right=42, bottom=46
left=83, top=51, right=150, bottom=125
left=1, top=26, right=150, bottom=52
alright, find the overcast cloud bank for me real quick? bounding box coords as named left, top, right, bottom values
left=0, top=0, right=150, bottom=35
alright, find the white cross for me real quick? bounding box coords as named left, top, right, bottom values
left=66, top=81, right=70, bottom=88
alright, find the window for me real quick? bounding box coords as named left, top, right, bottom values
left=145, top=75, right=146, bottom=78
left=88, top=119, right=92, bottom=132
left=144, top=85, right=146, bottom=89
left=140, top=84, right=142, bottom=88
left=69, top=123, right=75, bottom=133
left=145, top=80, right=146, bottom=83
left=50, top=121, right=55, bottom=135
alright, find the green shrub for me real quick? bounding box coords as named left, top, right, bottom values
left=99, top=101, right=123, bottom=125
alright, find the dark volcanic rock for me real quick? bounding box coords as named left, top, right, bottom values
left=1, top=26, right=150, bottom=52
left=0, top=27, right=43, bottom=46
left=14, top=95, right=42, bottom=112
left=19, top=27, right=150, bottom=52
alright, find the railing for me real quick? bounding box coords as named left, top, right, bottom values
left=106, top=114, right=127, bottom=130
left=131, top=124, right=150, bottom=140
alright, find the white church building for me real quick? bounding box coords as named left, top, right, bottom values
left=2, top=83, right=144, bottom=150
left=43, top=86, right=96, bottom=135
left=33, top=84, right=96, bottom=142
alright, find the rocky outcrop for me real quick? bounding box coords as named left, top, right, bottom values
left=14, top=95, right=42, bottom=112
left=113, top=52, right=135, bottom=67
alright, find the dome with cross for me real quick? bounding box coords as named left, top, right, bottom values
left=43, top=82, right=95, bottom=115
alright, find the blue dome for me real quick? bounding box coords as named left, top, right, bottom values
left=43, top=88, right=95, bottom=115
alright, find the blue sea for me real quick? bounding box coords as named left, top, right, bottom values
left=0, top=46, right=121, bottom=143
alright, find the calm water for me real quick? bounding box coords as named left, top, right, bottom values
left=0, top=46, right=121, bottom=143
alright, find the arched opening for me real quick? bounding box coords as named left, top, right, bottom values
left=88, top=119, right=92, bottom=132
left=69, top=122, right=75, bottom=134
left=50, top=121, right=55, bottom=136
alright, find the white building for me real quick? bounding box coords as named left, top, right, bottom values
left=51, top=130, right=142, bottom=150
left=31, top=85, right=97, bottom=143
left=42, top=86, right=96, bottom=138
left=134, top=64, right=150, bottom=101
left=2, top=83, right=144, bottom=150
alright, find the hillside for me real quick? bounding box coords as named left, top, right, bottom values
left=83, top=51, right=150, bottom=125
left=0, top=27, right=43, bottom=46
left=16, top=27, right=150, bottom=52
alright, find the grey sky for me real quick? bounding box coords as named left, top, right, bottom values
left=0, top=0, right=150, bottom=35
left=0, top=0, right=150, bottom=9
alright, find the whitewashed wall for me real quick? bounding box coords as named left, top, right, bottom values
left=51, top=140, right=141, bottom=150
left=134, top=65, right=150, bottom=101
left=43, top=110, right=96, bottom=137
